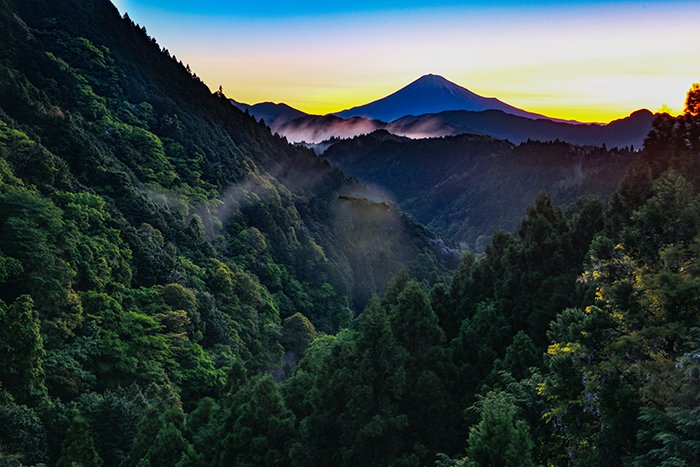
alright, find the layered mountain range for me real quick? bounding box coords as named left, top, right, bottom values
left=4, top=1, right=699, bottom=466
left=232, top=74, right=653, bottom=148
left=323, top=130, right=636, bottom=250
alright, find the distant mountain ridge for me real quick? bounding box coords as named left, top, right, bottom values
left=231, top=74, right=654, bottom=148
left=334, top=74, right=555, bottom=122
left=268, top=109, right=652, bottom=149
left=230, top=99, right=307, bottom=127
left=387, top=108, right=653, bottom=148
left=323, top=130, right=637, bottom=250
left=275, top=115, right=384, bottom=144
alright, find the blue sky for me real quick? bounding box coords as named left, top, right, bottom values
left=116, top=0, right=684, bottom=17
left=113, top=0, right=700, bottom=121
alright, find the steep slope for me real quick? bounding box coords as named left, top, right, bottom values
left=324, top=131, right=637, bottom=250
left=334, top=73, right=552, bottom=122
left=0, top=0, right=456, bottom=448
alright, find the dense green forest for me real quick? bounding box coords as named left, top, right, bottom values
left=1, top=0, right=699, bottom=465
left=323, top=131, right=636, bottom=250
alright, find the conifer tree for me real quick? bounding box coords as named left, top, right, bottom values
left=217, top=376, right=295, bottom=466
left=0, top=295, right=47, bottom=404
left=121, top=405, right=162, bottom=467
left=392, top=280, right=445, bottom=356
left=149, top=411, right=201, bottom=467
left=339, top=300, right=412, bottom=465
left=392, top=281, right=459, bottom=459
left=465, top=391, right=535, bottom=467
left=56, top=411, right=103, bottom=467
left=124, top=406, right=200, bottom=467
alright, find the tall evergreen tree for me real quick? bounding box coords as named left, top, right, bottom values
left=0, top=295, right=47, bottom=404
left=338, top=299, right=412, bottom=466
left=392, top=281, right=460, bottom=459
left=294, top=301, right=413, bottom=466
left=186, top=397, right=221, bottom=467
left=217, top=376, right=295, bottom=466
left=392, top=280, right=445, bottom=356
left=56, top=411, right=103, bottom=467
left=124, top=406, right=200, bottom=467
left=464, top=391, right=535, bottom=467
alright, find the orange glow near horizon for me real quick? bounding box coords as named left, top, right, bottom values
left=119, top=1, right=700, bottom=123
left=215, top=78, right=689, bottom=123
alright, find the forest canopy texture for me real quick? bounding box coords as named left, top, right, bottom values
left=1, top=0, right=699, bottom=466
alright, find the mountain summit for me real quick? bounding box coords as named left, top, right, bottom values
left=334, top=74, right=552, bottom=122
left=230, top=99, right=307, bottom=127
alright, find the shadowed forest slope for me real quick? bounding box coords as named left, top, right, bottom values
left=324, top=131, right=636, bottom=250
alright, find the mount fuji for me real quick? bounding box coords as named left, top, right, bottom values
left=334, top=74, right=555, bottom=122
left=230, top=74, right=652, bottom=147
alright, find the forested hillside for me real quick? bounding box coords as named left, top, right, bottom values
left=0, top=0, right=452, bottom=464
left=292, top=89, right=699, bottom=467
left=324, top=131, right=636, bottom=250
left=1, top=0, right=699, bottom=465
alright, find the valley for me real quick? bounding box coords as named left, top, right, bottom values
left=0, top=1, right=698, bottom=466
left=323, top=131, right=636, bottom=250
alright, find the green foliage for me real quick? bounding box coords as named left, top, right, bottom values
left=635, top=402, right=700, bottom=466
left=343, top=301, right=410, bottom=463
left=501, top=331, right=541, bottom=381
left=281, top=312, right=317, bottom=355
left=0, top=401, right=48, bottom=465
left=463, top=391, right=535, bottom=467
left=0, top=0, right=448, bottom=461
left=392, top=280, right=445, bottom=355
left=56, top=411, right=103, bottom=467
left=0, top=184, right=83, bottom=343
left=391, top=281, right=459, bottom=460
left=74, top=386, right=148, bottom=467
left=55, top=192, right=133, bottom=292
left=451, top=301, right=511, bottom=399
left=184, top=397, right=220, bottom=464
left=0, top=295, right=47, bottom=404
left=124, top=405, right=200, bottom=467
left=217, top=376, right=296, bottom=466
left=290, top=302, right=413, bottom=466
left=324, top=131, right=635, bottom=250
left=1, top=0, right=699, bottom=465
left=538, top=99, right=700, bottom=463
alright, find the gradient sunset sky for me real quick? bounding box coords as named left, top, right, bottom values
left=113, top=0, right=700, bottom=122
